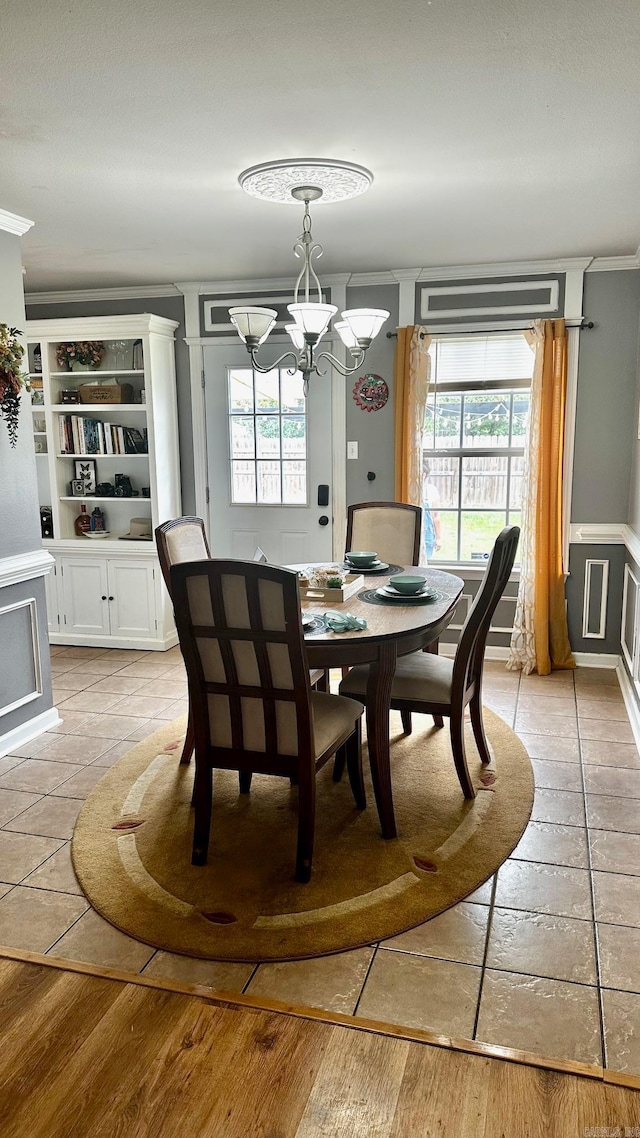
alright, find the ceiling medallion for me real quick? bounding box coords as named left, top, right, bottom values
left=238, top=158, right=373, bottom=204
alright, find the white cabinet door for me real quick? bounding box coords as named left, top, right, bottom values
left=107, top=560, right=156, bottom=640
left=44, top=562, right=60, bottom=634
left=60, top=557, right=110, bottom=637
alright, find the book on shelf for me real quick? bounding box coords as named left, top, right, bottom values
left=58, top=415, right=148, bottom=456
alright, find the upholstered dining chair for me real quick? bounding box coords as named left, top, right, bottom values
left=156, top=517, right=328, bottom=770
left=345, top=501, right=422, bottom=567
left=170, top=559, right=366, bottom=882
left=337, top=526, right=520, bottom=800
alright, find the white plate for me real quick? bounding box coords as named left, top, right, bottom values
left=83, top=531, right=111, bottom=539
left=346, top=559, right=388, bottom=571
left=377, top=584, right=437, bottom=600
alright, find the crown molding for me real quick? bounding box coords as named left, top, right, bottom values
left=25, top=284, right=181, bottom=304
left=586, top=253, right=640, bottom=272
left=0, top=208, right=34, bottom=237
left=25, top=313, right=179, bottom=338
left=417, top=257, right=593, bottom=282
left=177, top=276, right=297, bottom=296
left=348, top=271, right=398, bottom=287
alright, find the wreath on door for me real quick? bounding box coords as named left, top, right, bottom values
left=0, top=325, right=30, bottom=447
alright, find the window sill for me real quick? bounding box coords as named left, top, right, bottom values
left=431, top=561, right=521, bottom=582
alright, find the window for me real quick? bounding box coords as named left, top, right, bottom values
left=423, top=333, right=533, bottom=564
left=228, top=366, right=307, bottom=504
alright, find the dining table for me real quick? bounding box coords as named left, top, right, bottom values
left=290, top=563, right=464, bottom=840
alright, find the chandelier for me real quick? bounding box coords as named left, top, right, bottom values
left=229, top=159, right=389, bottom=394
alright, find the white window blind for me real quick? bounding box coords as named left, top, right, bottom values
left=430, top=333, right=534, bottom=385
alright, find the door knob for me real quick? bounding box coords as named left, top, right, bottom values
left=318, top=515, right=329, bottom=526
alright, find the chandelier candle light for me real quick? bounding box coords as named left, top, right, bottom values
left=229, top=159, right=389, bottom=394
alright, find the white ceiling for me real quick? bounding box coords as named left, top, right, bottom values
left=3, top=0, right=640, bottom=291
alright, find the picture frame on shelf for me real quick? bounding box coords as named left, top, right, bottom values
left=74, top=459, right=96, bottom=494
left=70, top=478, right=86, bottom=496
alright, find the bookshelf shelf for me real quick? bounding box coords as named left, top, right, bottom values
left=56, top=453, right=148, bottom=459
left=50, top=404, right=145, bottom=412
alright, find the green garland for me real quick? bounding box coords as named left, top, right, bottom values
left=0, top=325, right=30, bottom=447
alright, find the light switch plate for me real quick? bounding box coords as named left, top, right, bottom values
left=347, top=441, right=358, bottom=460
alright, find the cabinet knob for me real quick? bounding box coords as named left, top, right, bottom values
left=108, top=595, right=114, bottom=601
left=101, top=595, right=107, bottom=601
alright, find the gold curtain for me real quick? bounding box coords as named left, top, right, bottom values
left=393, top=326, right=431, bottom=504
left=508, top=319, right=574, bottom=674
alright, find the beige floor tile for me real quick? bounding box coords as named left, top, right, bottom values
left=602, top=988, right=640, bottom=1072
left=8, top=733, right=58, bottom=758
left=0, top=884, right=13, bottom=899
left=579, top=719, right=635, bottom=745
left=94, top=650, right=148, bottom=664
left=517, top=694, right=576, bottom=716
left=481, top=672, right=519, bottom=693
left=37, top=734, right=113, bottom=765
left=586, top=794, right=640, bottom=834
left=49, top=672, right=108, bottom=693
left=115, top=661, right=175, bottom=679
left=574, top=668, right=621, bottom=689
left=487, top=907, right=597, bottom=984
left=575, top=683, right=625, bottom=704
left=531, top=788, right=585, bottom=827
left=589, top=830, right=640, bottom=876
left=381, top=901, right=489, bottom=965
left=357, top=951, right=480, bottom=1037
left=584, top=766, right=640, bottom=799
left=465, top=878, right=494, bottom=904
left=0, top=755, right=25, bottom=777
left=482, top=691, right=517, bottom=713
left=593, top=871, right=640, bottom=928
left=90, top=739, right=136, bottom=767
left=0, top=886, right=87, bottom=952
left=0, top=789, right=43, bottom=826
left=515, top=712, right=577, bottom=739
left=136, top=677, right=188, bottom=699
left=576, top=698, right=629, bottom=722
left=598, top=923, right=640, bottom=993
left=57, top=691, right=125, bottom=714
left=0, top=759, right=83, bottom=794
left=67, top=657, right=130, bottom=676
left=246, top=948, right=373, bottom=1015
left=22, top=842, right=82, bottom=894
left=48, top=908, right=154, bottom=971
left=154, top=699, right=189, bottom=720
left=531, top=759, right=583, bottom=792
left=515, top=733, right=581, bottom=763
left=50, top=765, right=106, bottom=799
left=50, top=660, right=84, bottom=676
left=85, top=714, right=151, bottom=740
left=518, top=673, right=575, bottom=695
left=57, top=646, right=106, bottom=660
left=3, top=795, right=82, bottom=839
left=0, top=831, right=64, bottom=884
left=581, top=739, right=640, bottom=769
left=476, top=970, right=601, bottom=1065
left=105, top=694, right=176, bottom=718
left=511, top=820, right=589, bottom=869
left=85, top=675, right=149, bottom=695
left=494, top=860, right=592, bottom=920
left=50, top=711, right=100, bottom=735
left=142, top=951, right=253, bottom=992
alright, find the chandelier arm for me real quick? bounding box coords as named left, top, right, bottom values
left=315, top=349, right=366, bottom=377
left=248, top=347, right=302, bottom=374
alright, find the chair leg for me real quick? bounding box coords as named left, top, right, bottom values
left=400, top=710, right=412, bottom=735
left=315, top=670, right=329, bottom=692
left=345, top=720, right=366, bottom=809
left=191, top=764, right=213, bottom=865
left=180, top=709, right=194, bottom=765
left=450, top=716, right=476, bottom=799
left=332, top=747, right=346, bottom=783
left=239, top=771, right=252, bottom=793
left=470, top=694, right=492, bottom=765
left=295, top=770, right=316, bottom=883
left=433, top=715, right=444, bottom=728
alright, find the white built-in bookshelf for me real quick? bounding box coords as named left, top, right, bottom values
left=26, top=314, right=182, bottom=650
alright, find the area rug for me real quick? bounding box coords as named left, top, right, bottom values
left=72, top=709, right=534, bottom=962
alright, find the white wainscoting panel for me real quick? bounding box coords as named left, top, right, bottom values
left=582, top=558, right=610, bottom=640
left=0, top=597, right=42, bottom=718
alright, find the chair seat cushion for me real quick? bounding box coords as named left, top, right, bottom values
left=339, top=652, right=454, bottom=707
left=311, top=691, right=363, bottom=758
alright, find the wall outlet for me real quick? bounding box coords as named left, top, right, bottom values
left=347, top=441, right=359, bottom=460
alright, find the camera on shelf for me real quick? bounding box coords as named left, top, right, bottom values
left=95, top=482, right=115, bottom=496
left=114, top=474, right=138, bottom=498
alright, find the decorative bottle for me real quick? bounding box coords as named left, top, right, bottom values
left=74, top=503, right=91, bottom=537
left=90, top=506, right=106, bottom=533
left=33, top=346, right=42, bottom=374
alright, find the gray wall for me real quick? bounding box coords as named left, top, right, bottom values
left=571, top=269, right=640, bottom=524
left=25, top=295, right=195, bottom=513
left=344, top=283, right=399, bottom=505
left=565, top=543, right=625, bottom=656
left=0, top=227, right=53, bottom=738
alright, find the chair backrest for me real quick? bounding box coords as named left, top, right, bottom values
left=170, top=559, right=313, bottom=768
left=155, top=517, right=211, bottom=598
left=452, top=526, right=520, bottom=704
left=345, top=502, right=422, bottom=567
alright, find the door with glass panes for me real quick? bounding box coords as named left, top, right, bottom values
left=204, top=344, right=334, bottom=563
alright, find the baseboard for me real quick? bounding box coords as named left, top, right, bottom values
left=616, top=662, right=640, bottom=753
left=440, top=644, right=622, bottom=669
left=48, top=631, right=179, bottom=652
left=0, top=706, right=61, bottom=759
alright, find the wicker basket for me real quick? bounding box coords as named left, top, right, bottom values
left=78, top=383, right=133, bottom=405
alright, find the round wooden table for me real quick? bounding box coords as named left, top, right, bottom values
left=294, top=565, right=464, bottom=839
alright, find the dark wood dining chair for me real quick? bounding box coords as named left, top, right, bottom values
left=156, top=517, right=328, bottom=770
left=337, top=526, right=520, bottom=800
left=170, top=559, right=366, bottom=882
left=345, top=501, right=422, bottom=566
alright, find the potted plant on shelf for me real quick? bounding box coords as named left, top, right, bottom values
left=0, top=324, right=30, bottom=448
left=56, top=341, right=105, bottom=372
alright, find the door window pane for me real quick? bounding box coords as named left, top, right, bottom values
left=282, top=415, right=306, bottom=458
left=256, top=416, right=280, bottom=458
left=282, top=461, right=306, bottom=503
left=228, top=367, right=307, bottom=504
left=229, top=369, right=254, bottom=414
left=230, top=416, right=254, bottom=459
left=255, top=371, right=280, bottom=412
left=281, top=372, right=305, bottom=412
left=257, top=461, right=281, bottom=503
left=232, top=461, right=256, bottom=502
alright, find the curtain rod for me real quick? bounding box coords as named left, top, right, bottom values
left=386, top=320, right=594, bottom=339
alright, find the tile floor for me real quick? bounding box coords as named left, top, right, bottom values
left=2, top=647, right=640, bottom=1072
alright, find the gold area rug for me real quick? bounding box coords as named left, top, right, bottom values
left=72, top=710, right=534, bottom=962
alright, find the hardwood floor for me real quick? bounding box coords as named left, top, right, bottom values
left=0, top=955, right=639, bottom=1136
